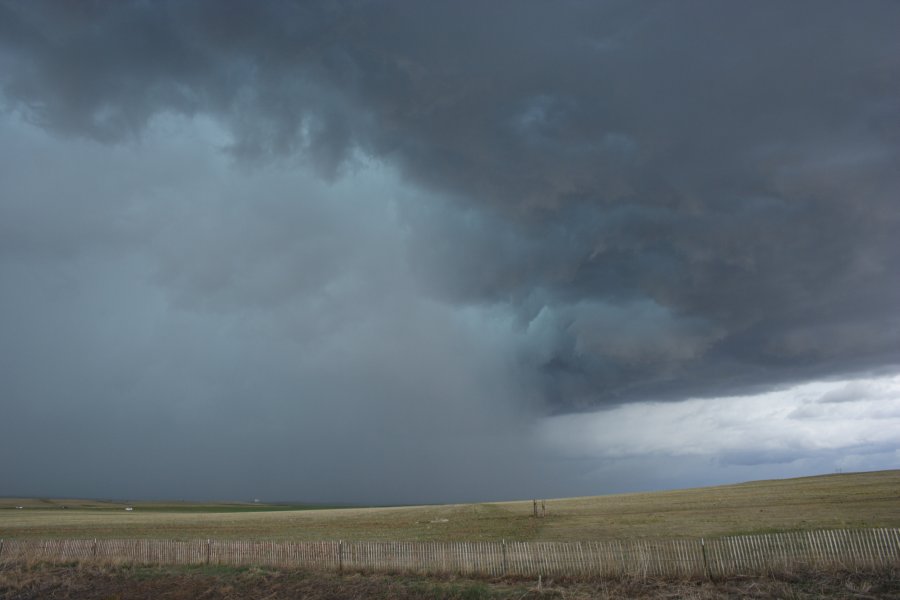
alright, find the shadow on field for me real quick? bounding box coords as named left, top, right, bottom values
left=0, top=562, right=898, bottom=599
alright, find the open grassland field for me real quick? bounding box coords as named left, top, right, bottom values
left=2, top=563, right=899, bottom=600
left=2, top=470, right=898, bottom=542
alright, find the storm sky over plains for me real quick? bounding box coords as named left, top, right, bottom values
left=1, top=1, right=899, bottom=504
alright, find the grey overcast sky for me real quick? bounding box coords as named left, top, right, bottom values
left=1, top=1, right=899, bottom=504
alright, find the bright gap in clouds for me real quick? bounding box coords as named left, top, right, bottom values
left=540, top=373, right=900, bottom=492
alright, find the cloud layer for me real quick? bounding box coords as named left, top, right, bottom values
left=1, top=1, right=899, bottom=501
left=543, top=375, right=900, bottom=465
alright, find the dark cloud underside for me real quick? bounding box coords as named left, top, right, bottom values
left=1, top=1, right=899, bottom=501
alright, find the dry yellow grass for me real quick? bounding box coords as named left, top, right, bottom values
left=2, top=470, right=898, bottom=542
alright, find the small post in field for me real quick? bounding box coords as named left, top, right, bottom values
left=92, top=538, right=97, bottom=558
left=502, top=539, right=508, bottom=574
left=206, top=539, right=211, bottom=565
left=533, top=499, right=537, bottom=518
left=0, top=538, right=4, bottom=559
left=541, top=500, right=546, bottom=517
left=338, top=540, right=344, bottom=574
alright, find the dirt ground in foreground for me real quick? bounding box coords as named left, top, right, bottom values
left=0, top=563, right=898, bottom=599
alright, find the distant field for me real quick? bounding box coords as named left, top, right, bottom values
left=0, top=497, right=337, bottom=513
left=2, top=470, right=898, bottom=542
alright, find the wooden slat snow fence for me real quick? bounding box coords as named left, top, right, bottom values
left=1, top=529, right=897, bottom=579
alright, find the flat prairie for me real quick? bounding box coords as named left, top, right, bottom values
left=1, top=469, right=898, bottom=542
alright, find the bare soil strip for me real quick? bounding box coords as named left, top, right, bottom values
left=1, top=563, right=898, bottom=600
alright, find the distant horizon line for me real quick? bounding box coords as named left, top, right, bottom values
left=3, top=467, right=896, bottom=509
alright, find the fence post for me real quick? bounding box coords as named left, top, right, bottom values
left=0, top=538, right=4, bottom=560
left=92, top=538, right=97, bottom=558
left=339, top=540, right=343, bottom=574
left=206, top=539, right=211, bottom=565
left=701, top=538, right=711, bottom=580
left=502, top=539, right=508, bottom=575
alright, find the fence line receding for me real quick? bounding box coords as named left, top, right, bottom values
left=1, top=529, right=897, bottom=579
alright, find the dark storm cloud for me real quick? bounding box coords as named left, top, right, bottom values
left=0, top=113, right=553, bottom=503
left=2, top=0, right=899, bottom=415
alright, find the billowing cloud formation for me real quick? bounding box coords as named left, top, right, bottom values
left=1, top=1, right=899, bottom=501
left=4, top=0, right=898, bottom=409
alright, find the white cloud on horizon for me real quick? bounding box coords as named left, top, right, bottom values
left=540, top=373, right=900, bottom=473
